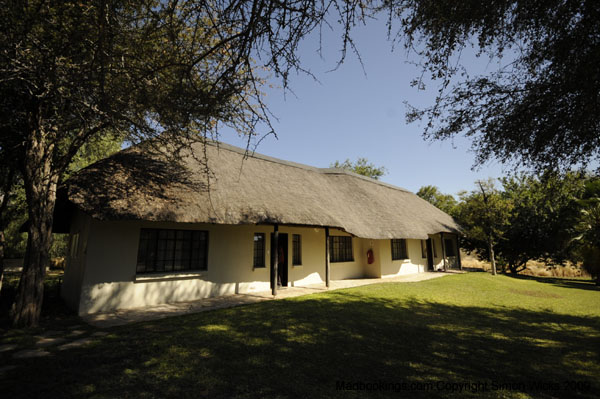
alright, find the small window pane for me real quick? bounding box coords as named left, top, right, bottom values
left=253, top=233, right=265, bottom=268
left=392, top=239, right=408, bottom=260
left=292, top=234, right=302, bottom=265
left=329, top=236, right=353, bottom=263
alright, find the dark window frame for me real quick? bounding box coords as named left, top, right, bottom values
left=136, top=228, right=208, bottom=274
left=253, top=233, right=266, bottom=268
left=292, top=234, right=302, bottom=265
left=330, top=236, right=354, bottom=263
left=391, top=239, right=409, bottom=260
left=421, top=240, right=427, bottom=259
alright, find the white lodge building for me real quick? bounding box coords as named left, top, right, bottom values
left=57, top=141, right=462, bottom=315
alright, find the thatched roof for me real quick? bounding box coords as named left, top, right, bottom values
left=64, top=140, right=460, bottom=239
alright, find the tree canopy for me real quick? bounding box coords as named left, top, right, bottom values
left=498, top=172, right=584, bottom=273
left=426, top=173, right=596, bottom=278
left=330, top=158, right=387, bottom=180
left=399, top=0, right=600, bottom=171
left=573, top=178, right=600, bottom=284
left=455, top=179, right=512, bottom=275
left=416, top=185, right=457, bottom=216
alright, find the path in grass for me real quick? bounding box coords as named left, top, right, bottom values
left=1, top=273, right=598, bottom=398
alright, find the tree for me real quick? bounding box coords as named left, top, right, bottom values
left=576, top=207, right=600, bottom=285
left=330, top=158, right=387, bottom=180
left=455, top=179, right=512, bottom=275
left=498, top=172, right=584, bottom=274
left=64, top=134, right=124, bottom=179
left=573, top=178, right=600, bottom=285
left=416, top=185, right=457, bottom=216
left=0, top=129, right=122, bottom=304
left=1, top=0, right=371, bottom=326
left=399, top=0, right=600, bottom=171
left=0, top=162, right=18, bottom=293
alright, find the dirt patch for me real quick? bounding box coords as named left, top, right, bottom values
left=509, top=288, right=562, bottom=299
left=521, top=262, right=589, bottom=278
left=461, top=251, right=590, bottom=279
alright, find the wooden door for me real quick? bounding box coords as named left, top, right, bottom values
left=270, top=233, right=288, bottom=287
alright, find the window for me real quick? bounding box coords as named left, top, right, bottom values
left=421, top=240, right=427, bottom=259
left=292, top=234, right=302, bottom=265
left=433, top=240, right=438, bottom=258
left=253, top=233, right=265, bottom=268
left=391, top=239, right=408, bottom=260
left=329, top=236, right=353, bottom=262
left=444, top=238, right=456, bottom=257
left=136, top=228, right=208, bottom=274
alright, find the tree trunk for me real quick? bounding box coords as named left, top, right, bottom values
left=488, top=237, right=497, bottom=276
left=0, top=169, right=15, bottom=296
left=509, top=261, right=526, bottom=275
left=0, top=231, right=5, bottom=294
left=11, top=128, right=58, bottom=327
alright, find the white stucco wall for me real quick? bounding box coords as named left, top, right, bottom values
left=378, top=239, right=427, bottom=277
left=328, top=229, right=368, bottom=280
left=75, top=221, right=328, bottom=314
left=61, top=214, right=449, bottom=315
left=65, top=219, right=368, bottom=314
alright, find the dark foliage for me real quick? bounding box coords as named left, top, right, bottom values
left=399, top=0, right=600, bottom=171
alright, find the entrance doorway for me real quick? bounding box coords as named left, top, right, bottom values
left=270, top=233, right=288, bottom=288
left=426, top=238, right=434, bottom=271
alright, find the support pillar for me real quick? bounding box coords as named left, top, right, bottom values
left=456, top=234, right=462, bottom=270
left=441, top=232, right=447, bottom=271
left=272, top=224, right=279, bottom=296
left=325, top=227, right=330, bottom=288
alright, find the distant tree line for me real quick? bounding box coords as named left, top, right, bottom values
left=417, top=173, right=600, bottom=284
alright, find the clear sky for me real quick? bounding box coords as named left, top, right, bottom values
left=219, top=19, right=511, bottom=197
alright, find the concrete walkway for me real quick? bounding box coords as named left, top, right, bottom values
left=83, top=271, right=458, bottom=328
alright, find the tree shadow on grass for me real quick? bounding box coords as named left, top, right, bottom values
left=507, top=274, right=600, bottom=292
left=1, top=290, right=598, bottom=399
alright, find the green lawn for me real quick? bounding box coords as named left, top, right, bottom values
left=1, top=272, right=599, bottom=398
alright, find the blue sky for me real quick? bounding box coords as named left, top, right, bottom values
left=220, top=19, right=510, bottom=197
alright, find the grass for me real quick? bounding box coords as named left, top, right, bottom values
left=1, top=272, right=599, bottom=398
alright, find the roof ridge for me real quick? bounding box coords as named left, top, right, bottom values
left=206, top=140, right=412, bottom=194
left=318, top=168, right=411, bottom=193
left=205, top=140, right=320, bottom=172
